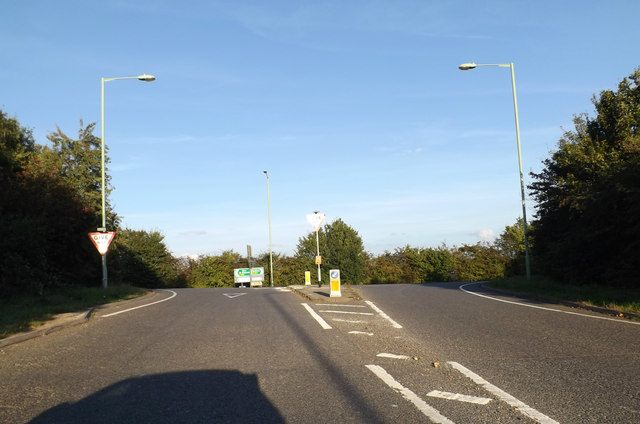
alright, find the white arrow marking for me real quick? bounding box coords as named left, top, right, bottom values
left=366, top=365, right=455, bottom=424
left=449, top=361, right=559, bottom=424
left=223, top=293, right=247, bottom=299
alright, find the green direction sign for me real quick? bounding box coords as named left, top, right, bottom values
left=251, top=268, right=263, bottom=275
left=236, top=268, right=250, bottom=277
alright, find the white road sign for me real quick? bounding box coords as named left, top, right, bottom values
left=306, top=212, right=326, bottom=231
left=88, top=232, right=116, bottom=255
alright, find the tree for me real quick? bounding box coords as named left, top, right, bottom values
left=494, top=218, right=533, bottom=276
left=187, top=251, right=245, bottom=288
left=452, top=243, right=507, bottom=282
left=295, top=218, right=368, bottom=285
left=365, top=250, right=405, bottom=284
left=109, top=229, right=184, bottom=288
left=1, top=111, right=100, bottom=296
left=40, top=121, right=118, bottom=229
left=529, top=68, right=640, bottom=286
left=0, top=109, right=35, bottom=178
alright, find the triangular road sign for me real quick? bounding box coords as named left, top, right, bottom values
left=88, top=232, right=116, bottom=255
left=306, top=212, right=326, bottom=231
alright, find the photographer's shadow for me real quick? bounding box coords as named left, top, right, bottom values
left=30, top=370, right=284, bottom=424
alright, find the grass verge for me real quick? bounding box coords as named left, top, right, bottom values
left=0, top=285, right=149, bottom=339
left=487, top=276, right=640, bottom=315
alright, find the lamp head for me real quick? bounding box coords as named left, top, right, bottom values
left=458, top=62, right=477, bottom=71
left=137, top=74, right=156, bottom=82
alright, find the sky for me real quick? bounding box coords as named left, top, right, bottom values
left=2, top=0, right=639, bottom=258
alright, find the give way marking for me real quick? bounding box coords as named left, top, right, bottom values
left=224, top=293, right=247, bottom=299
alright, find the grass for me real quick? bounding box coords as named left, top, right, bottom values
left=0, top=285, right=149, bottom=339
left=487, top=276, right=640, bottom=315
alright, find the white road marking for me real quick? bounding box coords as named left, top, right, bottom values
left=301, top=303, right=332, bottom=329
left=316, top=303, right=366, bottom=308
left=101, top=290, right=177, bottom=317
left=460, top=282, right=640, bottom=325
left=366, top=365, right=455, bottom=424
left=319, top=310, right=374, bottom=315
left=365, top=300, right=403, bottom=328
left=223, top=293, right=247, bottom=299
left=448, top=361, right=559, bottom=424
left=349, top=331, right=374, bottom=336
left=426, top=390, right=492, bottom=405
left=332, top=318, right=365, bottom=323
left=377, top=352, right=412, bottom=360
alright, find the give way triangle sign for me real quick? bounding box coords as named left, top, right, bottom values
left=88, top=232, right=116, bottom=255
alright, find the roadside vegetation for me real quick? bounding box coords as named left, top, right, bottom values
left=0, top=285, right=148, bottom=339
left=1, top=68, right=638, bottom=336
left=488, top=277, right=640, bottom=316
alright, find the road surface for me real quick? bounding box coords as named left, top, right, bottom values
left=1, top=283, right=638, bottom=423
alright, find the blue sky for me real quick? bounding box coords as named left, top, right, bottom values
left=2, top=0, right=639, bottom=257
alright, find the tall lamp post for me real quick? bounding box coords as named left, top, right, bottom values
left=458, top=62, right=531, bottom=280
left=263, top=170, right=274, bottom=287
left=100, top=74, right=155, bottom=288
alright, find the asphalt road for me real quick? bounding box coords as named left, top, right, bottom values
left=0, top=283, right=638, bottom=423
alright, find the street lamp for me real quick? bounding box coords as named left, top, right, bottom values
left=458, top=62, right=531, bottom=280
left=100, top=74, right=155, bottom=288
left=263, top=170, right=274, bottom=287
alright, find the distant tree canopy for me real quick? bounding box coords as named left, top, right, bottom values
left=529, top=68, right=640, bottom=287
left=295, top=218, right=368, bottom=285
left=365, top=246, right=454, bottom=284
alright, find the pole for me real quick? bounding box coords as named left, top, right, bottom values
left=100, top=78, right=108, bottom=289
left=98, top=74, right=155, bottom=289
left=508, top=63, right=532, bottom=280
left=458, top=62, right=532, bottom=280
left=265, top=172, right=274, bottom=287
left=316, top=230, right=321, bottom=287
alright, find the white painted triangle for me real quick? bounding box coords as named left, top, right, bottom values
left=223, top=293, right=248, bottom=299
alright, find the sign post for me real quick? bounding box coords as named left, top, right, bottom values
left=329, top=269, right=341, bottom=297
left=88, top=232, right=116, bottom=289
left=306, top=212, right=326, bottom=287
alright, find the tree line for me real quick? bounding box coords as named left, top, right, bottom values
left=1, top=66, right=638, bottom=295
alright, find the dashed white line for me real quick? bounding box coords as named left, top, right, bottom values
left=316, top=303, right=366, bottom=308
left=448, top=361, right=559, bottom=424
left=377, top=352, right=412, bottom=360
left=301, top=303, right=332, bottom=329
left=101, top=290, right=177, bottom=317
left=319, top=310, right=374, bottom=315
left=427, top=390, right=492, bottom=405
left=365, top=300, right=403, bottom=328
left=366, top=365, right=455, bottom=424
left=349, top=331, right=374, bottom=336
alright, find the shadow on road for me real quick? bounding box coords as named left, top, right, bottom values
left=30, top=370, right=284, bottom=424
